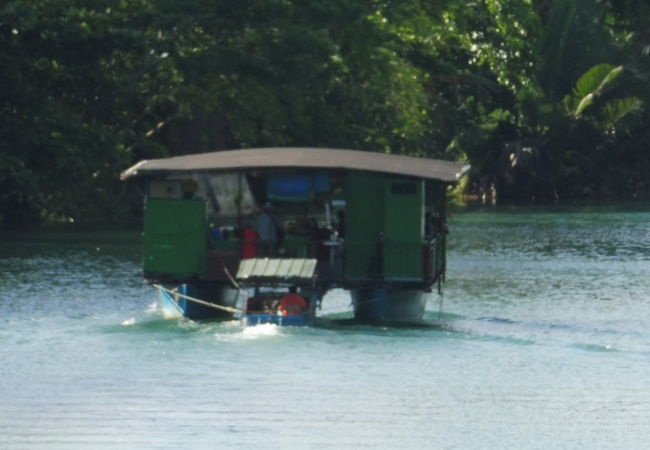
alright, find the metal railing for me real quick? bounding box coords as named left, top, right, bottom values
left=343, top=237, right=443, bottom=282
left=206, top=233, right=446, bottom=286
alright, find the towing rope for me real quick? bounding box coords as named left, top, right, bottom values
left=152, top=284, right=242, bottom=314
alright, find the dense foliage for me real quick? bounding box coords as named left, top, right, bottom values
left=1, top=0, right=648, bottom=226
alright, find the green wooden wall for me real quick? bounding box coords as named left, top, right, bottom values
left=143, top=198, right=207, bottom=278
left=383, top=178, right=424, bottom=280
left=344, top=172, right=425, bottom=280
left=344, top=171, right=385, bottom=278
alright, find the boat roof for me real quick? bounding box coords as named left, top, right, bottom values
left=121, top=147, right=470, bottom=183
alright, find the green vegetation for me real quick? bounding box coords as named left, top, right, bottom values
left=1, top=0, right=648, bottom=227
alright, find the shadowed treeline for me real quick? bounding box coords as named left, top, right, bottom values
left=1, top=0, right=648, bottom=226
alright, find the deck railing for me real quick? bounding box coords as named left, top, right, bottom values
left=206, top=233, right=446, bottom=286
left=342, top=237, right=443, bottom=283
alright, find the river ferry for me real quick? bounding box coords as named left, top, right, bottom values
left=121, top=147, right=469, bottom=324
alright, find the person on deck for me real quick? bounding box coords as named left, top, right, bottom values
left=240, top=225, right=258, bottom=259
left=253, top=201, right=279, bottom=256
left=278, top=286, right=307, bottom=316
left=335, top=209, right=346, bottom=239
left=309, top=220, right=330, bottom=261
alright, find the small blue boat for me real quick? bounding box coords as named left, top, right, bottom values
left=241, top=292, right=314, bottom=326
left=156, top=283, right=240, bottom=320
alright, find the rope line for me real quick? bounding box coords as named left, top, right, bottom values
left=153, top=284, right=242, bottom=314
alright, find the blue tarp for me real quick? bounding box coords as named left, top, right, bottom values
left=267, top=173, right=330, bottom=201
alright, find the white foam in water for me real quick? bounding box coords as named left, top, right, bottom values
left=121, top=317, right=136, bottom=326
left=241, top=323, right=280, bottom=338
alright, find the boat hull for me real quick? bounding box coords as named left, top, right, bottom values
left=159, top=283, right=240, bottom=320
left=350, top=287, right=430, bottom=324
left=242, top=313, right=311, bottom=327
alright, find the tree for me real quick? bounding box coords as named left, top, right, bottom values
left=1, top=0, right=649, bottom=227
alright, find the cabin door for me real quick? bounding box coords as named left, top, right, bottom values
left=383, top=178, right=424, bottom=280
left=344, top=172, right=385, bottom=278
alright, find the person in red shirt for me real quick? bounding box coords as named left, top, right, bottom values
left=240, top=225, right=258, bottom=258
left=278, top=286, right=307, bottom=316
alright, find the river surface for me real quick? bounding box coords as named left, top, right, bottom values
left=2, top=205, right=650, bottom=449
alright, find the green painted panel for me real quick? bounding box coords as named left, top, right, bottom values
left=383, top=178, right=424, bottom=279
left=344, top=171, right=385, bottom=278
left=383, top=242, right=423, bottom=280
left=283, top=236, right=308, bottom=258
left=143, top=198, right=207, bottom=278
left=384, top=178, right=423, bottom=243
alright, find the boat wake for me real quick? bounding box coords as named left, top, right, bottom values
left=241, top=323, right=280, bottom=339
left=121, top=317, right=137, bottom=326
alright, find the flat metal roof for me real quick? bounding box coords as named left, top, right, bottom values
left=121, top=147, right=470, bottom=183
left=236, top=258, right=318, bottom=281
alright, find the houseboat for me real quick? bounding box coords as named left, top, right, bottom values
left=121, top=147, right=469, bottom=324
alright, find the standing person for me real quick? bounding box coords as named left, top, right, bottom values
left=335, top=209, right=346, bottom=239
left=240, top=224, right=258, bottom=259
left=254, top=201, right=279, bottom=256
left=278, top=286, right=307, bottom=316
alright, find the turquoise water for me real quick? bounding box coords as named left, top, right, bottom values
left=2, top=206, right=650, bottom=449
